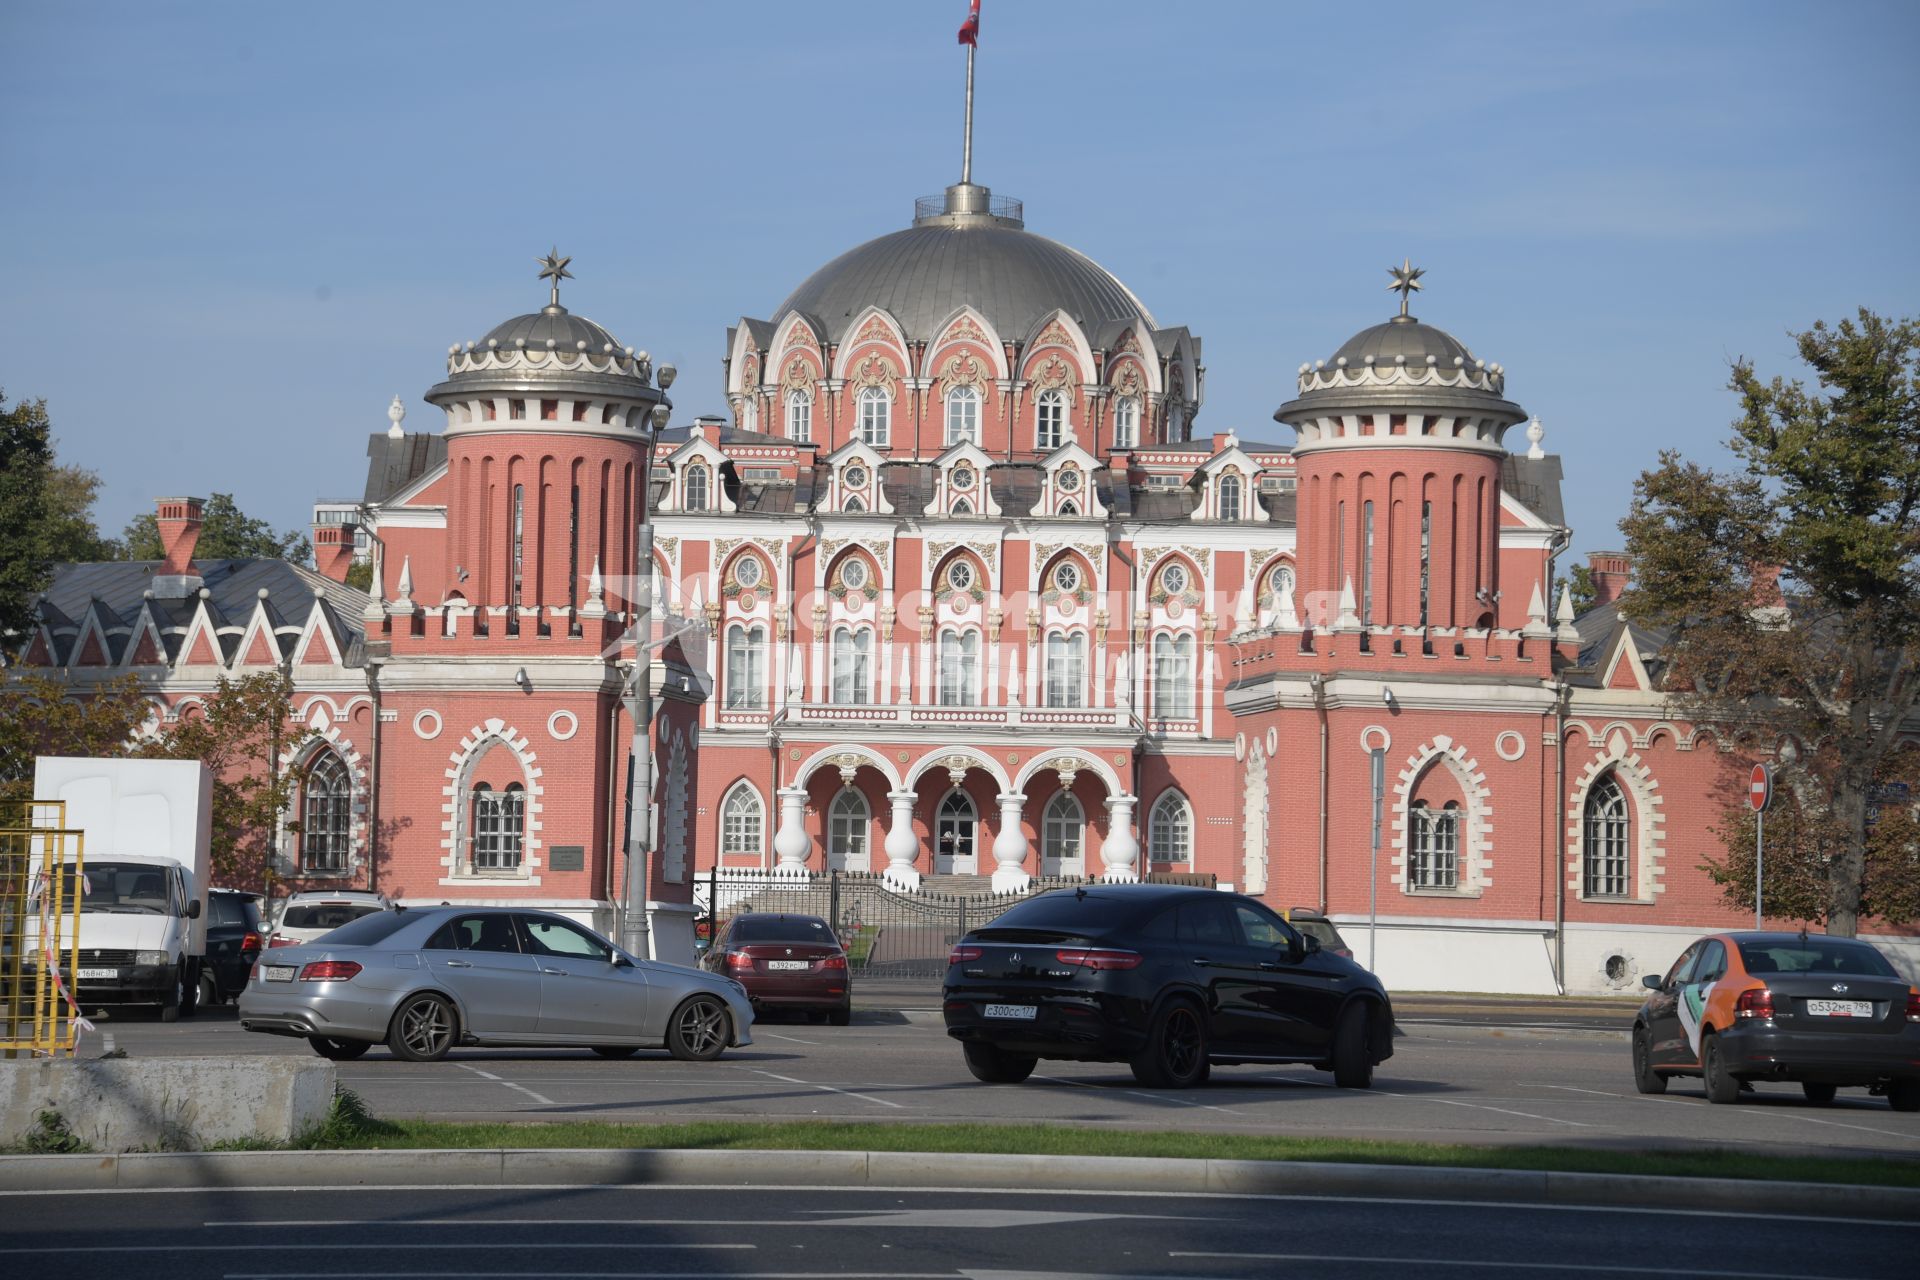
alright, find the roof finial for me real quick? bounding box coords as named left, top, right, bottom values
left=1387, top=258, right=1425, bottom=321
left=958, top=0, right=981, bottom=184
left=537, top=248, right=574, bottom=310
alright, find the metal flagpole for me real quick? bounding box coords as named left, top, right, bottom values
left=961, top=43, right=975, bottom=184
left=1755, top=807, right=1764, bottom=931
left=1369, top=748, right=1384, bottom=972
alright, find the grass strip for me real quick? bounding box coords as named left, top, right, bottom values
left=318, top=1110, right=1920, bottom=1188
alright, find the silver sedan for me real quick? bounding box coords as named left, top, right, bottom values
left=238, top=906, right=754, bottom=1063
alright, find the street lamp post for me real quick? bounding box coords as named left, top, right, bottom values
left=620, top=390, right=674, bottom=961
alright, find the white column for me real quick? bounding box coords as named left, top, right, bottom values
left=772, top=786, right=811, bottom=879
left=1100, top=793, right=1140, bottom=882
left=991, top=792, right=1030, bottom=894
left=883, top=789, right=922, bottom=892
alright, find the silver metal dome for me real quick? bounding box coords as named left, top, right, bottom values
left=1275, top=314, right=1524, bottom=425
left=479, top=304, right=623, bottom=356
left=772, top=187, right=1156, bottom=344
left=1330, top=316, right=1477, bottom=371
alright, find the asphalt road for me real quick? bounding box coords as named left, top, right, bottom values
left=2, top=1183, right=1916, bottom=1280
left=76, top=1003, right=1920, bottom=1160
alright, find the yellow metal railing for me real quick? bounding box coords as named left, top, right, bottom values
left=1, top=800, right=86, bottom=1058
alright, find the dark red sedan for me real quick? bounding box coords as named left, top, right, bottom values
left=703, top=913, right=851, bottom=1025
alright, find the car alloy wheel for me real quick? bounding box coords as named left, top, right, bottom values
left=1632, top=1026, right=1667, bottom=1095
left=667, top=995, right=729, bottom=1062
left=1132, top=1000, right=1208, bottom=1089
left=198, top=972, right=220, bottom=1010
left=1703, top=1033, right=1741, bottom=1104
left=388, top=993, right=457, bottom=1062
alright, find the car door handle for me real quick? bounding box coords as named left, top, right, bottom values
left=542, top=967, right=569, bottom=976
left=441, top=960, right=473, bottom=969
left=1258, top=962, right=1288, bottom=972
left=1191, top=957, right=1218, bottom=968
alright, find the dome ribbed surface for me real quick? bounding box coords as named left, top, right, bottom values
left=773, top=223, right=1155, bottom=344
left=480, top=306, right=623, bottom=354
left=1331, top=318, right=1477, bottom=369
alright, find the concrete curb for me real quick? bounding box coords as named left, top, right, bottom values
left=1, top=1148, right=1916, bottom=1218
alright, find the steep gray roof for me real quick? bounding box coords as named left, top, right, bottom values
left=364, top=433, right=449, bottom=505
left=1502, top=454, right=1566, bottom=527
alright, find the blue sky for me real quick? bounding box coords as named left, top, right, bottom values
left=5, top=1, right=1916, bottom=563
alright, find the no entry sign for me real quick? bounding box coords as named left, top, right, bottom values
left=1749, top=764, right=1772, bottom=813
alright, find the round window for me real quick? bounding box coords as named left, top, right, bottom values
left=1057, top=468, right=1082, bottom=493
left=733, top=556, right=763, bottom=589
left=951, top=466, right=975, bottom=491
left=1052, top=562, right=1081, bottom=593
left=844, top=465, right=869, bottom=489
left=1161, top=563, right=1188, bottom=595
left=1271, top=565, right=1294, bottom=596
left=840, top=558, right=869, bottom=591
left=947, top=560, right=975, bottom=592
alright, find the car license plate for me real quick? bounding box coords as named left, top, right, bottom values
left=265, top=965, right=298, bottom=982
left=77, top=968, right=117, bottom=980
left=1806, top=999, right=1873, bottom=1018
left=767, top=960, right=809, bottom=970
left=984, top=1003, right=1037, bottom=1020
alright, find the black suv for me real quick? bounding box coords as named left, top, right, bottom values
left=201, top=888, right=264, bottom=1007
left=943, top=883, right=1393, bottom=1089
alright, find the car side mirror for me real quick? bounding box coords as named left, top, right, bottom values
left=612, top=952, right=633, bottom=968
left=1302, top=933, right=1321, bottom=954
left=1641, top=974, right=1663, bottom=991
left=186, top=900, right=202, bottom=920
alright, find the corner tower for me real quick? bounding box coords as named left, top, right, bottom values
left=426, top=253, right=674, bottom=616
left=1275, top=268, right=1526, bottom=633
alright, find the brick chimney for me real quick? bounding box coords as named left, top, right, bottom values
left=313, top=521, right=355, bottom=583
left=1588, top=551, right=1631, bottom=609
left=151, top=497, right=206, bottom=598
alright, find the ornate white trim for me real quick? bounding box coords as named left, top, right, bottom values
left=413, top=709, right=443, bottom=740
left=441, top=718, right=544, bottom=883
left=1495, top=731, right=1526, bottom=762
left=1565, top=742, right=1666, bottom=903
left=1392, top=734, right=1493, bottom=896
left=276, top=728, right=369, bottom=877
left=547, top=709, right=579, bottom=741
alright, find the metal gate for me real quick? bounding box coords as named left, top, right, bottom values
left=695, top=868, right=1214, bottom=984
left=2, top=800, right=87, bottom=1059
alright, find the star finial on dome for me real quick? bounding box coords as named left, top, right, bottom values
left=1387, top=258, right=1424, bottom=319
left=537, top=248, right=574, bottom=308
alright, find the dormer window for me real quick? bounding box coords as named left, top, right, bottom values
left=844, top=494, right=867, bottom=513
left=1113, top=396, right=1138, bottom=448
left=684, top=465, right=710, bottom=512
left=1219, top=473, right=1242, bottom=521
left=946, top=386, right=979, bottom=446
left=1036, top=389, right=1066, bottom=450
left=858, top=387, right=891, bottom=446
left=951, top=497, right=974, bottom=516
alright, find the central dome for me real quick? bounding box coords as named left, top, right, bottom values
left=772, top=184, right=1156, bottom=344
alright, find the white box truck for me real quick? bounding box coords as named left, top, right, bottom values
left=30, top=757, right=214, bottom=1021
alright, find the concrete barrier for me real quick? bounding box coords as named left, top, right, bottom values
left=0, top=1055, right=334, bottom=1153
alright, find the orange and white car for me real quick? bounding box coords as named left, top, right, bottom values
left=1632, top=930, right=1920, bottom=1110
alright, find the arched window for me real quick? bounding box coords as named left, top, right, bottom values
left=1113, top=396, right=1138, bottom=448
left=1044, top=632, right=1085, bottom=708
left=471, top=781, right=525, bottom=872
left=301, top=751, right=352, bottom=874
left=509, top=483, right=526, bottom=605
left=1042, top=791, right=1083, bottom=867
left=1410, top=802, right=1459, bottom=890
left=725, top=623, right=766, bottom=710
left=739, top=395, right=757, bottom=433
left=844, top=493, right=867, bottom=513
left=721, top=783, right=764, bottom=858
left=1361, top=499, right=1375, bottom=623
left=787, top=391, right=811, bottom=443
left=939, top=629, right=979, bottom=706
left=1153, top=633, right=1195, bottom=719
left=1058, top=499, right=1079, bottom=517
left=1148, top=792, right=1192, bottom=863
left=1035, top=388, right=1066, bottom=450
left=831, top=626, right=871, bottom=704
left=828, top=788, right=869, bottom=870
left=951, top=496, right=974, bottom=516
left=1219, top=474, right=1242, bottom=522
left=684, top=465, right=709, bottom=512
left=858, top=386, right=891, bottom=446
left=937, top=788, right=976, bottom=865
left=945, top=385, right=979, bottom=446
left=1584, top=775, right=1630, bottom=897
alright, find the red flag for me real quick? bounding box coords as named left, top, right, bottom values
left=958, top=0, right=980, bottom=46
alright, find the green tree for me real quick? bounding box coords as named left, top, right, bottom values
left=0, top=390, right=56, bottom=641
left=121, top=493, right=312, bottom=566
left=1621, top=308, right=1920, bottom=934
left=343, top=561, right=374, bottom=592
left=42, top=461, right=122, bottom=562
left=0, top=673, right=151, bottom=803
left=140, top=671, right=297, bottom=885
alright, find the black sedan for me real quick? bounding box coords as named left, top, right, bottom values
left=943, top=883, right=1393, bottom=1088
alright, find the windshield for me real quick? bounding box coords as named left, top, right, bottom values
left=729, top=916, right=837, bottom=945
left=1739, top=938, right=1898, bottom=978
left=54, top=863, right=175, bottom=915
left=305, top=911, right=414, bottom=949
left=281, top=903, right=385, bottom=931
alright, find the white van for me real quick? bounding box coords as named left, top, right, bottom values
left=31, top=757, right=214, bottom=1021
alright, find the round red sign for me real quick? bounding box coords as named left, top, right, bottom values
left=1748, top=764, right=1771, bottom=813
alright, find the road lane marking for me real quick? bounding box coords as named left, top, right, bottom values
left=455, top=1064, right=555, bottom=1107
left=1378, top=1088, right=1596, bottom=1128
left=1737, top=1108, right=1920, bottom=1142
left=204, top=1211, right=1177, bottom=1228
left=1031, top=1073, right=1241, bottom=1116
left=1170, top=1253, right=1881, bottom=1278
left=229, top=1274, right=945, bottom=1280
left=757, top=1032, right=822, bottom=1045
left=742, top=1067, right=906, bottom=1109
left=0, top=1243, right=752, bottom=1256
left=1541, top=1084, right=1622, bottom=1097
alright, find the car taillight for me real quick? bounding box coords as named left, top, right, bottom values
left=249, top=961, right=259, bottom=984
left=241, top=931, right=261, bottom=952
left=948, top=945, right=983, bottom=965
left=1907, top=991, right=1920, bottom=1023
left=725, top=951, right=754, bottom=971
left=1055, top=948, right=1143, bottom=971
left=1735, top=988, right=1775, bottom=1020
left=299, top=961, right=362, bottom=982
left=821, top=954, right=848, bottom=971
left=268, top=936, right=297, bottom=949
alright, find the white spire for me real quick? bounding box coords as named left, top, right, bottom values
left=581, top=555, right=606, bottom=617
left=1524, top=581, right=1550, bottom=637
left=1334, top=575, right=1362, bottom=630
left=395, top=555, right=413, bottom=601
left=1276, top=578, right=1299, bottom=630
left=1555, top=584, right=1581, bottom=642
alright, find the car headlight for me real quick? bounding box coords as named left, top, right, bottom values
left=135, top=950, right=171, bottom=966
